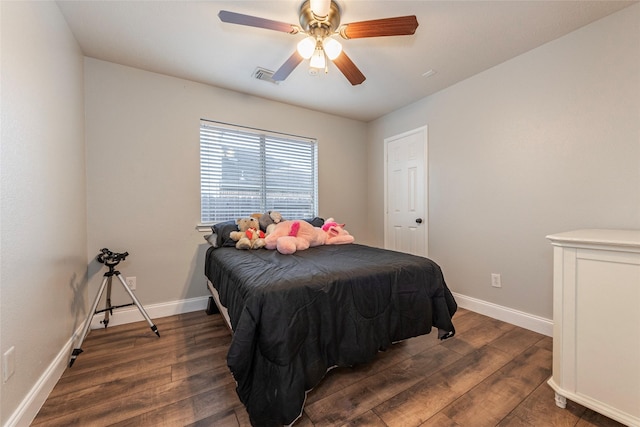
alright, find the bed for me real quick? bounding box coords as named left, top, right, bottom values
left=204, top=229, right=457, bottom=426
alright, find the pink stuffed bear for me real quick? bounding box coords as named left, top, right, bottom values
left=264, top=218, right=354, bottom=254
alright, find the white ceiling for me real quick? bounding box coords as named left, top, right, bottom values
left=56, top=0, right=636, bottom=122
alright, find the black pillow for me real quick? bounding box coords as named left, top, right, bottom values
left=211, top=220, right=239, bottom=248
left=303, top=217, right=325, bottom=227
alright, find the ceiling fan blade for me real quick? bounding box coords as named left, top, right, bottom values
left=332, top=51, right=366, bottom=86
left=272, top=51, right=304, bottom=81
left=339, top=15, right=419, bottom=39
left=218, top=10, right=299, bottom=34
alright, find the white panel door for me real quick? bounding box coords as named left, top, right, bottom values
left=384, top=127, right=427, bottom=257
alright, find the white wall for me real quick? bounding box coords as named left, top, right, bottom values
left=0, top=2, right=87, bottom=425
left=367, top=4, right=640, bottom=321
left=84, top=58, right=368, bottom=310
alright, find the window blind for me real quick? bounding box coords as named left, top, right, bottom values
left=200, top=120, right=318, bottom=223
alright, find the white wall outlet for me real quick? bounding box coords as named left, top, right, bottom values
left=491, top=273, right=502, bottom=288
left=126, top=276, right=136, bottom=290
left=3, top=346, right=16, bottom=382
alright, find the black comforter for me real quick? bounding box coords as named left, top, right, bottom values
left=205, top=244, right=456, bottom=426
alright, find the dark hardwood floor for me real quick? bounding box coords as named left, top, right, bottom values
left=33, top=307, right=625, bottom=426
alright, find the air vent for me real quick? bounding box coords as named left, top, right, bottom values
left=253, top=67, right=280, bottom=85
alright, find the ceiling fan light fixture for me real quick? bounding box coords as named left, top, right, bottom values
left=309, top=47, right=326, bottom=69
left=297, top=36, right=316, bottom=59
left=322, top=37, right=342, bottom=60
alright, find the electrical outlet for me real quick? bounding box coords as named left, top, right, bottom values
left=491, top=273, right=502, bottom=288
left=3, top=346, right=15, bottom=382
left=126, top=276, right=136, bottom=290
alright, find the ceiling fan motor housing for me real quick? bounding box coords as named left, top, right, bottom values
left=299, top=0, right=341, bottom=38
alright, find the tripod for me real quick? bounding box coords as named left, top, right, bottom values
left=69, top=249, right=160, bottom=367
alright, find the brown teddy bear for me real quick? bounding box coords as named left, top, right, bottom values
left=229, top=217, right=266, bottom=249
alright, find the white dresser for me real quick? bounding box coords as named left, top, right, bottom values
left=547, top=229, right=640, bottom=427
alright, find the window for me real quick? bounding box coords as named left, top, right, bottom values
left=200, top=120, right=318, bottom=224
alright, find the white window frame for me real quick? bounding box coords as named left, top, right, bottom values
left=198, top=120, right=318, bottom=230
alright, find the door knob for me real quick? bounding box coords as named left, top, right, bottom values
left=415, top=218, right=423, bottom=224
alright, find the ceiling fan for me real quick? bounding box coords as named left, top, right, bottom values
left=218, top=0, right=419, bottom=85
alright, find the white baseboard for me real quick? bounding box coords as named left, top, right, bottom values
left=4, top=296, right=209, bottom=427
left=3, top=326, right=79, bottom=427
left=452, top=292, right=553, bottom=337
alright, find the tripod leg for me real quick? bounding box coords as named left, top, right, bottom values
left=115, top=274, right=160, bottom=337
left=103, top=276, right=112, bottom=328
left=69, top=275, right=109, bottom=367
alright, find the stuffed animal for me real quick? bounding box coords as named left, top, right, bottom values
left=259, top=211, right=283, bottom=235
left=229, top=217, right=266, bottom=250
left=264, top=218, right=354, bottom=254
left=321, top=218, right=355, bottom=246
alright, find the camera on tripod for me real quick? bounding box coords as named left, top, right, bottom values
left=96, top=248, right=129, bottom=266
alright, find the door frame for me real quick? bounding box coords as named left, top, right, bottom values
left=383, top=125, right=429, bottom=255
